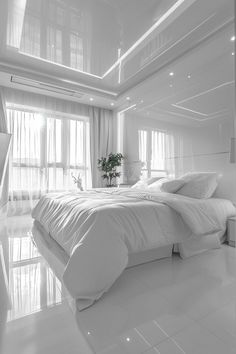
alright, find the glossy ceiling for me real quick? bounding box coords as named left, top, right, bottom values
left=0, top=0, right=235, bottom=110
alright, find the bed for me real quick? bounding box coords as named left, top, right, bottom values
left=31, top=186, right=236, bottom=310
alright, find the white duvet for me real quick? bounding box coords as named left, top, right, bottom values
left=32, top=189, right=236, bottom=310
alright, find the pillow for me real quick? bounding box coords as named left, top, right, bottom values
left=160, top=179, right=186, bottom=193
left=176, top=172, right=220, bottom=199
left=147, top=176, right=165, bottom=185
left=147, top=178, right=185, bottom=193
left=131, top=179, right=148, bottom=189
left=131, top=176, right=164, bottom=189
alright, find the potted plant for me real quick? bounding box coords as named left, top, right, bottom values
left=98, top=153, right=124, bottom=187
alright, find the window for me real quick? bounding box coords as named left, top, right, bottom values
left=70, top=33, right=83, bottom=70
left=46, top=26, right=63, bottom=64
left=138, top=128, right=175, bottom=178
left=7, top=107, right=91, bottom=199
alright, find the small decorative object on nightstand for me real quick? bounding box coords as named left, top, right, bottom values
left=227, top=217, right=236, bottom=247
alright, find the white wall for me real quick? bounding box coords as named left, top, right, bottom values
left=122, top=112, right=236, bottom=202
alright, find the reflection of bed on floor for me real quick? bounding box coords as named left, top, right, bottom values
left=31, top=188, right=235, bottom=310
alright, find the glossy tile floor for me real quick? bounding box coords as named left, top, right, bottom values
left=1, top=215, right=236, bottom=354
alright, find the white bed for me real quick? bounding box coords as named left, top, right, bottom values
left=31, top=188, right=235, bottom=310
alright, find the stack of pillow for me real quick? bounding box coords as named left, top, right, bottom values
left=131, top=172, right=221, bottom=199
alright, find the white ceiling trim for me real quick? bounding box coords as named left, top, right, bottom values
left=171, top=104, right=208, bottom=116
left=172, top=81, right=235, bottom=116
left=175, top=81, right=234, bottom=104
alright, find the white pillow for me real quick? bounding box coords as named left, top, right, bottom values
left=147, top=178, right=185, bottom=193
left=131, top=176, right=164, bottom=189
left=131, top=179, right=148, bottom=189
left=176, top=172, right=220, bottom=199
left=161, top=179, right=186, bottom=193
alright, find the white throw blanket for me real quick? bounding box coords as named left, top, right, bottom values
left=32, top=189, right=236, bottom=310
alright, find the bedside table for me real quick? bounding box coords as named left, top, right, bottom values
left=227, top=217, right=236, bottom=247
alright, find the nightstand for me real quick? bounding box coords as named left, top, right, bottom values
left=227, top=217, right=236, bottom=247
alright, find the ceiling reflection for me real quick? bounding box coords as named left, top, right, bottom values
left=6, top=0, right=181, bottom=78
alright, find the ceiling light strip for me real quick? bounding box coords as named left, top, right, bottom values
left=176, top=81, right=235, bottom=104
left=102, top=0, right=189, bottom=78
left=118, top=104, right=137, bottom=114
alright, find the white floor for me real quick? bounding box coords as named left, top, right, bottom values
left=0, top=216, right=236, bottom=354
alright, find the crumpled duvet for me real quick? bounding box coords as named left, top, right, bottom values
left=32, top=189, right=236, bottom=310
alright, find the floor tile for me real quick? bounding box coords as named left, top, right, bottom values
left=173, top=323, right=235, bottom=354
left=155, top=338, right=186, bottom=354
left=198, top=301, right=236, bottom=350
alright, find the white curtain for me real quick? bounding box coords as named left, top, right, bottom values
left=0, top=88, right=9, bottom=217
left=89, top=107, right=114, bottom=187
left=4, top=88, right=92, bottom=215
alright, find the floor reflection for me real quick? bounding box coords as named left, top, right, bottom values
left=0, top=216, right=63, bottom=323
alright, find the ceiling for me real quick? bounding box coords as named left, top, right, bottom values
left=0, top=0, right=235, bottom=119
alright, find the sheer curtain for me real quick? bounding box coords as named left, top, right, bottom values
left=5, top=89, right=92, bottom=215
left=89, top=107, right=114, bottom=187
left=0, top=88, right=9, bottom=217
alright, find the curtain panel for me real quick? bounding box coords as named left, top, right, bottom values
left=0, top=88, right=10, bottom=217
left=89, top=107, right=114, bottom=188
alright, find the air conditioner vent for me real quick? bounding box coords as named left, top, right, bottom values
left=11, top=76, right=84, bottom=98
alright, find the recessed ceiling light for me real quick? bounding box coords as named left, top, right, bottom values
left=169, top=72, right=174, bottom=76
left=169, top=83, right=173, bottom=88
left=126, top=337, right=130, bottom=342
left=110, top=102, right=114, bottom=106
left=140, top=99, right=144, bottom=103
left=232, top=52, right=235, bottom=56
left=187, top=74, right=191, bottom=79
left=126, top=96, right=130, bottom=100
left=89, top=97, right=94, bottom=101
left=230, top=36, right=235, bottom=41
